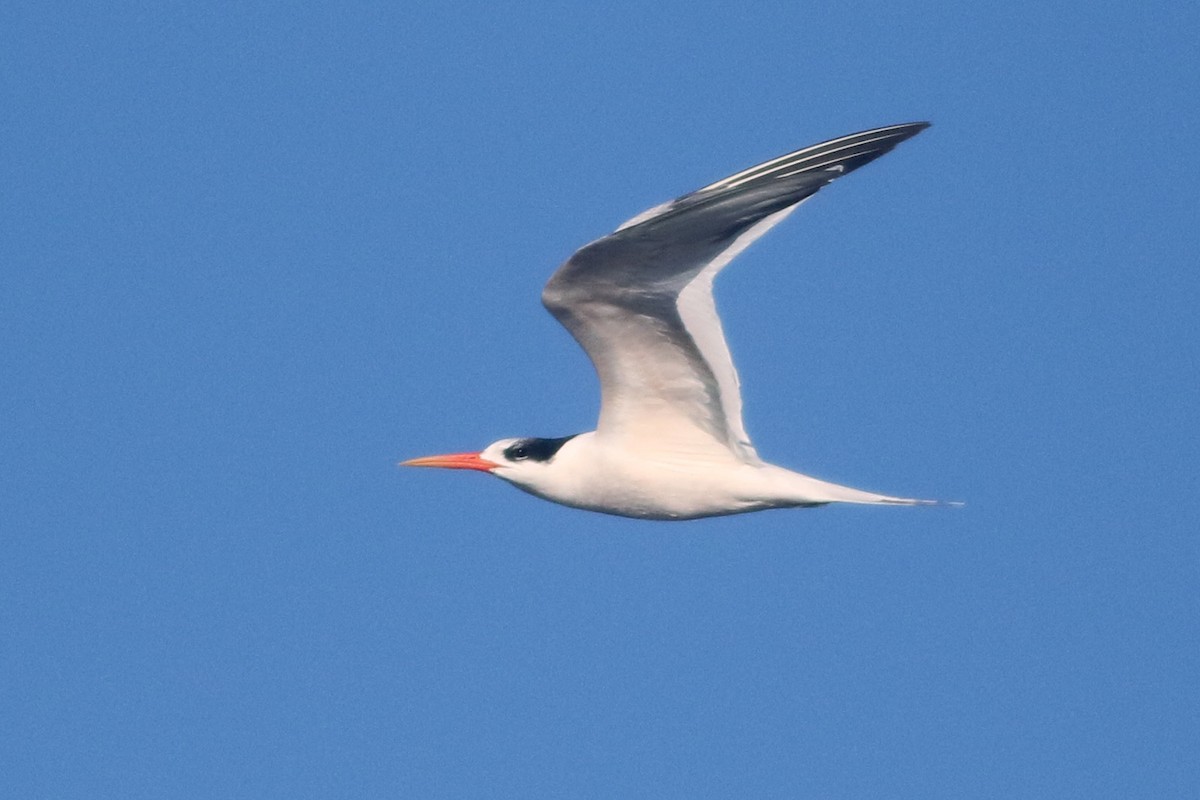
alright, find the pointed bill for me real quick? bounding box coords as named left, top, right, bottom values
left=400, top=452, right=498, bottom=472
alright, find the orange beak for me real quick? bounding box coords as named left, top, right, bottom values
left=399, top=451, right=499, bottom=473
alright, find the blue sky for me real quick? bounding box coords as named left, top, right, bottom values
left=4, top=1, right=1198, bottom=797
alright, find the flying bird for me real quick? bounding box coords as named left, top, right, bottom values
left=404, top=122, right=940, bottom=520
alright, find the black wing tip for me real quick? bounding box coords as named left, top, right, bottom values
left=840, top=121, right=931, bottom=149
left=886, top=120, right=932, bottom=138
left=586, top=120, right=934, bottom=240
left=875, top=120, right=931, bottom=131
left=792, top=121, right=931, bottom=181
left=851, top=120, right=931, bottom=144
left=700, top=121, right=932, bottom=194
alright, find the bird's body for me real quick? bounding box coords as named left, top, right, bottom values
left=477, top=433, right=924, bottom=521
left=404, top=122, right=943, bottom=520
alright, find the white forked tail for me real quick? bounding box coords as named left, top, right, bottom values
left=773, top=468, right=952, bottom=507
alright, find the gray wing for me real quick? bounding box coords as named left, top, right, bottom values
left=542, top=122, right=929, bottom=462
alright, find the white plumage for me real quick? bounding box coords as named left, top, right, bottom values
left=404, top=123, right=942, bottom=520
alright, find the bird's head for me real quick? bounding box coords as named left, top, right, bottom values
left=401, top=435, right=580, bottom=492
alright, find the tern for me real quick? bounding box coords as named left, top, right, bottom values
left=404, top=122, right=939, bottom=520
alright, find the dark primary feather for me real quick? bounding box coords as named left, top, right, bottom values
left=543, top=122, right=929, bottom=312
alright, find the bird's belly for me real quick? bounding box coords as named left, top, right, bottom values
left=547, top=460, right=779, bottom=520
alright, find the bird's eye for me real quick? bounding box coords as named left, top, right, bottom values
left=510, top=447, right=529, bottom=461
